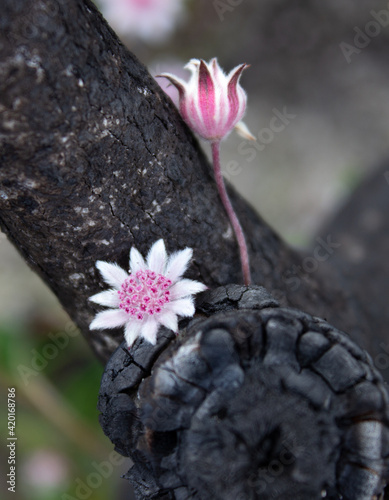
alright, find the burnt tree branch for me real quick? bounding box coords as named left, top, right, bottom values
left=98, top=286, right=389, bottom=499
left=2, top=1, right=389, bottom=498
left=0, top=0, right=372, bottom=362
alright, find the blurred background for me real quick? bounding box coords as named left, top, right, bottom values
left=1, top=0, right=389, bottom=498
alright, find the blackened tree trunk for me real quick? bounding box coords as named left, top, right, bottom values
left=0, top=0, right=368, bottom=362
left=320, top=161, right=389, bottom=377
left=98, top=286, right=389, bottom=499
left=0, top=0, right=387, bottom=498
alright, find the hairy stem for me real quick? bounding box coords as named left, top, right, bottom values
left=211, top=141, right=251, bottom=285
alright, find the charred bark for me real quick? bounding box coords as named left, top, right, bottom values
left=98, top=285, right=389, bottom=499
left=320, top=160, right=389, bottom=375
left=0, top=0, right=365, bottom=362
left=2, top=1, right=389, bottom=498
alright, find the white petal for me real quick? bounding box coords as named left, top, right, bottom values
left=129, top=247, right=146, bottom=274
left=158, top=310, right=178, bottom=332
left=96, top=261, right=128, bottom=288
left=124, top=320, right=142, bottom=348
left=89, top=289, right=120, bottom=307
left=156, top=72, right=188, bottom=92
left=140, top=317, right=160, bottom=345
left=235, top=121, right=256, bottom=141
left=185, top=58, right=201, bottom=74
left=167, top=298, right=195, bottom=317
left=146, top=239, right=167, bottom=274
left=210, top=57, right=224, bottom=79
left=169, top=279, right=207, bottom=300
left=165, top=247, right=193, bottom=282
left=90, top=309, right=128, bottom=330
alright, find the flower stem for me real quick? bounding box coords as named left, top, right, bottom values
left=211, top=140, right=251, bottom=285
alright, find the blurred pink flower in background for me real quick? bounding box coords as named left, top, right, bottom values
left=23, top=449, right=69, bottom=489
left=97, top=0, right=186, bottom=43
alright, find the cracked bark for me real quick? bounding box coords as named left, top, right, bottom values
left=98, top=286, right=389, bottom=499
left=2, top=1, right=389, bottom=498
left=0, top=0, right=379, bottom=364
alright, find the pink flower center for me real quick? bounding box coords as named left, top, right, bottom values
left=126, top=0, right=155, bottom=10
left=118, top=270, right=172, bottom=320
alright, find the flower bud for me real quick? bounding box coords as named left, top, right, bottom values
left=159, top=58, right=253, bottom=142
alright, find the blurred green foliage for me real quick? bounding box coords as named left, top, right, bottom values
left=0, top=318, right=132, bottom=500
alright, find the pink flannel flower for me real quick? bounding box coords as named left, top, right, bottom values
left=97, top=0, right=185, bottom=43
left=89, top=240, right=207, bottom=348
left=158, top=58, right=254, bottom=142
